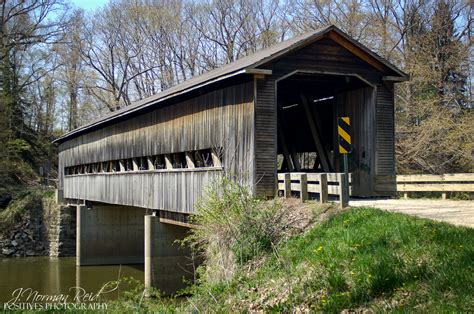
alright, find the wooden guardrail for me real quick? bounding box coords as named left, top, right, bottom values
left=277, top=172, right=351, bottom=207
left=397, top=173, right=474, bottom=199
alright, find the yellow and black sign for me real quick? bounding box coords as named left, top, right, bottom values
left=338, top=117, right=351, bottom=154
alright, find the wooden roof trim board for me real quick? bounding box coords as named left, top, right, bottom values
left=54, top=25, right=408, bottom=144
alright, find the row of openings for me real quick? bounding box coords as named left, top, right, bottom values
left=64, top=148, right=222, bottom=176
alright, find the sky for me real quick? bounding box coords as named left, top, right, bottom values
left=70, top=0, right=108, bottom=11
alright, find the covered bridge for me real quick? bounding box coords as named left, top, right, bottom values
left=54, top=25, right=408, bottom=293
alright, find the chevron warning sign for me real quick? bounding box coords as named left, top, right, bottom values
left=338, top=117, right=352, bottom=154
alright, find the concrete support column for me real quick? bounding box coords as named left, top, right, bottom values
left=76, top=204, right=145, bottom=266
left=144, top=215, right=194, bottom=295
left=76, top=205, right=86, bottom=266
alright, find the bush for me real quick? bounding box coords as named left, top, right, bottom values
left=185, top=178, right=299, bottom=284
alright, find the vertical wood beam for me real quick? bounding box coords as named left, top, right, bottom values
left=338, top=173, right=349, bottom=208
left=185, top=152, right=195, bottom=169
left=442, top=192, right=448, bottom=200
left=319, top=173, right=328, bottom=203
left=211, top=151, right=222, bottom=167
left=300, top=173, right=308, bottom=203
left=283, top=173, right=291, bottom=198
left=300, top=95, right=330, bottom=172
left=278, top=128, right=295, bottom=172
left=403, top=192, right=409, bottom=199
left=311, top=104, right=334, bottom=170
left=164, top=155, right=173, bottom=170
left=133, top=158, right=139, bottom=171
left=147, top=157, right=155, bottom=170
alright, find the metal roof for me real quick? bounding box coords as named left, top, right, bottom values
left=55, top=25, right=407, bottom=143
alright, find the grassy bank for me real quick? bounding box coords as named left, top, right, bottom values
left=111, top=182, right=473, bottom=312
left=183, top=206, right=473, bottom=312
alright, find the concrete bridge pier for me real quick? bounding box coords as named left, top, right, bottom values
left=144, top=215, right=195, bottom=295
left=76, top=203, right=145, bottom=266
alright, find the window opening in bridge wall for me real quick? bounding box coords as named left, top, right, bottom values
left=153, top=155, right=165, bottom=169
left=139, top=157, right=148, bottom=170
left=172, top=153, right=188, bottom=169
left=112, top=160, right=120, bottom=172
left=102, top=161, right=109, bottom=172
left=197, top=149, right=214, bottom=167
left=125, top=158, right=133, bottom=171
left=64, top=147, right=224, bottom=177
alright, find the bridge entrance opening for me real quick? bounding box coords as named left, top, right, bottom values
left=276, top=72, right=375, bottom=196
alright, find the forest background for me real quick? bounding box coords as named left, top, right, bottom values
left=0, top=0, right=472, bottom=196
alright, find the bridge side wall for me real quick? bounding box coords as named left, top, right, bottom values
left=60, top=81, right=255, bottom=212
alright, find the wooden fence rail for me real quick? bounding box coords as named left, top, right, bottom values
left=397, top=173, right=474, bottom=199
left=277, top=172, right=352, bottom=207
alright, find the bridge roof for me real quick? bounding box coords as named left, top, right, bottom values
left=54, top=25, right=407, bottom=144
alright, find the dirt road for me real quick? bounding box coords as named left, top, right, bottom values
left=349, top=199, right=474, bottom=228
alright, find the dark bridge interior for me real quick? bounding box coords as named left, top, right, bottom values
left=277, top=72, right=371, bottom=173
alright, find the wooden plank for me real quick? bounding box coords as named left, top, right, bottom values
left=277, top=182, right=341, bottom=195
left=306, top=173, right=353, bottom=183
left=159, top=218, right=195, bottom=229
left=185, top=152, right=195, bottom=169
left=165, top=155, right=173, bottom=170
left=147, top=157, right=155, bottom=170
left=397, top=183, right=474, bottom=192
left=277, top=128, right=295, bottom=172
left=300, top=173, right=308, bottom=203
left=397, top=173, right=474, bottom=182
left=132, top=158, right=139, bottom=171
left=319, top=173, right=328, bottom=203
left=326, top=31, right=386, bottom=72
left=211, top=151, right=222, bottom=167
left=338, top=173, right=349, bottom=208
left=283, top=173, right=291, bottom=198
left=300, top=95, right=330, bottom=171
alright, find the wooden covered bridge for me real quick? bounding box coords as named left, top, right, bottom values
left=54, top=25, right=408, bottom=293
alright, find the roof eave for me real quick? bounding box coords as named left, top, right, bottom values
left=54, top=68, right=266, bottom=144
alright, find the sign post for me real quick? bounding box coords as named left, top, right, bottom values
left=337, top=117, right=352, bottom=207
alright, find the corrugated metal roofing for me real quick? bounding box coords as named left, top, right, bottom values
left=55, top=25, right=407, bottom=143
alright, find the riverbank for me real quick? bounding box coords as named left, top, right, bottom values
left=0, top=189, right=75, bottom=258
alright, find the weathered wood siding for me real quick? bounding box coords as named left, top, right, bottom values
left=255, top=77, right=277, bottom=196
left=63, top=169, right=223, bottom=212
left=60, top=82, right=255, bottom=212
left=374, top=82, right=396, bottom=194
left=254, top=37, right=395, bottom=196
left=335, top=87, right=376, bottom=196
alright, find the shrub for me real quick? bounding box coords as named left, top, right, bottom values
left=186, top=177, right=297, bottom=284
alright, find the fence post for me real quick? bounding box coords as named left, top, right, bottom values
left=299, top=173, right=308, bottom=203
left=283, top=173, right=291, bottom=198
left=404, top=192, right=409, bottom=199
left=338, top=173, right=349, bottom=208
left=319, top=173, right=328, bottom=204
left=442, top=192, right=448, bottom=200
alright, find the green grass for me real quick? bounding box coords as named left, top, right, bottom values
left=182, top=207, right=474, bottom=312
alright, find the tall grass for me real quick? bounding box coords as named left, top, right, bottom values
left=185, top=177, right=298, bottom=284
